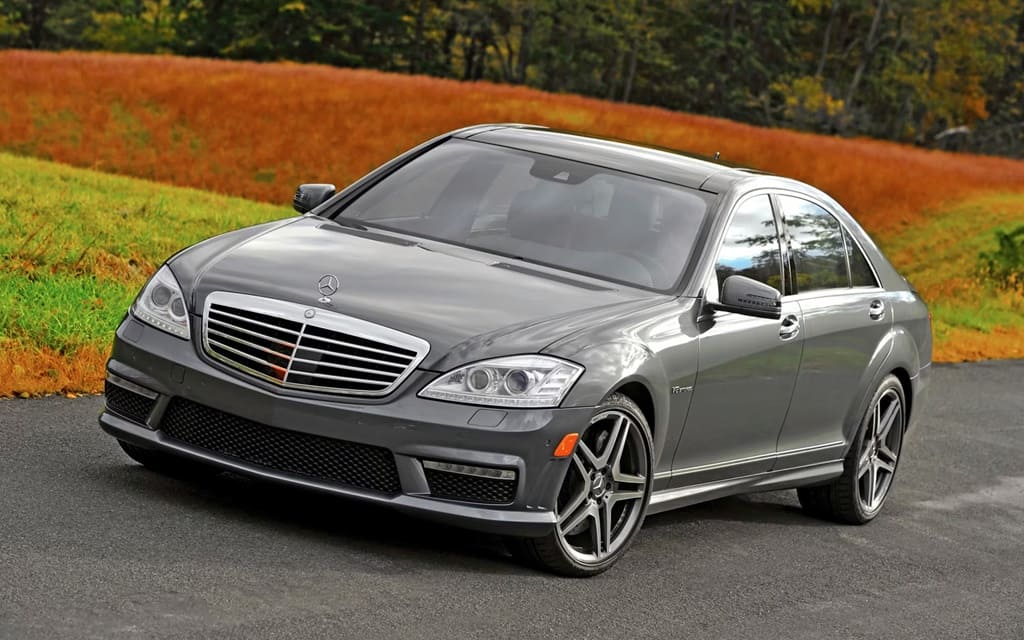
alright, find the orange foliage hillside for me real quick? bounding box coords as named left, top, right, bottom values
left=2, top=50, right=1023, bottom=234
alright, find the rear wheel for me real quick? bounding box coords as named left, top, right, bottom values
left=509, top=393, right=654, bottom=577
left=118, top=440, right=219, bottom=480
left=798, top=374, right=905, bottom=524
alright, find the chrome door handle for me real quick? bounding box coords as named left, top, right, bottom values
left=868, top=299, right=885, bottom=320
left=779, top=314, right=800, bottom=340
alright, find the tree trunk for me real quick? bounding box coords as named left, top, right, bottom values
left=411, top=0, right=427, bottom=73
left=845, top=0, right=887, bottom=108
left=514, top=7, right=536, bottom=84
left=816, top=0, right=839, bottom=78
left=27, top=0, right=50, bottom=49
left=622, top=39, right=639, bottom=103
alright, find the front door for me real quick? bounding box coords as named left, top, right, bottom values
left=670, top=194, right=804, bottom=487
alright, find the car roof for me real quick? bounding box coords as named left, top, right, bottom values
left=454, top=124, right=761, bottom=194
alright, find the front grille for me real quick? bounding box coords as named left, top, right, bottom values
left=104, top=380, right=156, bottom=425
left=202, top=291, right=428, bottom=397
left=159, top=398, right=401, bottom=494
left=425, top=468, right=518, bottom=505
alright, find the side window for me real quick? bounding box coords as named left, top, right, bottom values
left=845, top=228, right=878, bottom=287
left=780, top=195, right=850, bottom=292
left=713, top=195, right=784, bottom=298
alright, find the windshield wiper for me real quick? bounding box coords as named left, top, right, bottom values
left=326, top=215, right=368, bottom=231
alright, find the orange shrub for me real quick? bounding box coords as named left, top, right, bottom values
left=2, top=50, right=1023, bottom=235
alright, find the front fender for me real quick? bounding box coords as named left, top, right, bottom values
left=552, top=339, right=674, bottom=470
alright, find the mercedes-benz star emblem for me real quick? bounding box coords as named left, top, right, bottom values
left=317, top=274, right=339, bottom=304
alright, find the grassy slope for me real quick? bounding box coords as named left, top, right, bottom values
left=0, top=152, right=291, bottom=396
left=1, top=153, right=1022, bottom=396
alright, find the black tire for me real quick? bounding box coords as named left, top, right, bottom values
left=509, top=393, right=654, bottom=577
left=798, top=374, right=906, bottom=524
left=118, top=440, right=219, bottom=480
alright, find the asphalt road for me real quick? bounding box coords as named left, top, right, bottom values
left=1, top=361, right=1023, bottom=640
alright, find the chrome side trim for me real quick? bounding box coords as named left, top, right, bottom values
left=105, top=372, right=158, bottom=399
left=201, top=291, right=430, bottom=397
left=647, top=460, right=844, bottom=515
left=653, top=440, right=845, bottom=480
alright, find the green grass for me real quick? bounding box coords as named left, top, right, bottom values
left=878, top=193, right=1024, bottom=346
left=0, top=151, right=292, bottom=356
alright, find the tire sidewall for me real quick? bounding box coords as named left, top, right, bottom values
left=850, top=375, right=906, bottom=521
left=553, top=393, right=655, bottom=575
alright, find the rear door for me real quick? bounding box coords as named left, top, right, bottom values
left=772, top=194, right=893, bottom=468
left=669, top=194, right=804, bottom=486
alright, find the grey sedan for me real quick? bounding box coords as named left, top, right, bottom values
left=99, top=124, right=931, bottom=576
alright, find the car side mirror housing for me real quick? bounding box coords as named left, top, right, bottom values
left=713, top=275, right=782, bottom=319
left=293, top=183, right=336, bottom=214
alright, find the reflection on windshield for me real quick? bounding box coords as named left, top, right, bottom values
left=341, top=139, right=711, bottom=290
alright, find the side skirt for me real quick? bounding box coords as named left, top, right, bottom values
left=646, top=460, right=844, bottom=515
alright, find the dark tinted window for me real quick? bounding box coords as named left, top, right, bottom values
left=781, top=196, right=850, bottom=292
left=714, top=195, right=783, bottom=295
left=341, top=139, right=710, bottom=290
left=845, top=228, right=878, bottom=287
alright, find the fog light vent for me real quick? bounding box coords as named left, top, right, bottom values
left=422, top=460, right=517, bottom=504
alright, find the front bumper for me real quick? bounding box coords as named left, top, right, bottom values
left=100, top=314, right=594, bottom=537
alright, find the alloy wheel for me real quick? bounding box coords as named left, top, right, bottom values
left=856, top=388, right=904, bottom=512
left=555, top=409, right=649, bottom=564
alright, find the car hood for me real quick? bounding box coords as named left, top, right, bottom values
left=178, top=217, right=665, bottom=370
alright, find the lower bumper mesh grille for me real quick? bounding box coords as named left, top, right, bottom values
left=159, top=398, right=401, bottom=494
left=425, top=468, right=517, bottom=505
left=104, top=380, right=156, bottom=425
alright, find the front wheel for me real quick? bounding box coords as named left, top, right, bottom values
left=509, top=393, right=654, bottom=577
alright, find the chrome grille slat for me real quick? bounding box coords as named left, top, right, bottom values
left=292, top=343, right=408, bottom=369
left=207, top=328, right=295, bottom=360
left=208, top=308, right=303, bottom=337
left=202, top=292, right=429, bottom=397
left=294, top=332, right=417, bottom=360
left=208, top=316, right=298, bottom=347
left=289, top=356, right=403, bottom=378
left=208, top=338, right=289, bottom=371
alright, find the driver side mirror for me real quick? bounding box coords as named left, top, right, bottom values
left=712, top=275, right=782, bottom=319
left=293, top=183, right=336, bottom=214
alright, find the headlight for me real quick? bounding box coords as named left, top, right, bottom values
left=419, top=355, right=583, bottom=408
left=131, top=265, right=190, bottom=340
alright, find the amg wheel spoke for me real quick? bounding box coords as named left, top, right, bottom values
left=596, top=416, right=625, bottom=469
left=877, top=400, right=899, bottom=442
left=877, top=444, right=898, bottom=467
left=875, top=457, right=895, bottom=474
left=857, top=447, right=872, bottom=477
left=557, top=475, right=589, bottom=527
left=588, top=507, right=605, bottom=558
left=609, top=489, right=644, bottom=507
left=576, top=440, right=601, bottom=472
left=612, top=470, right=646, bottom=485
left=597, top=500, right=613, bottom=557
left=561, top=500, right=595, bottom=534
left=865, top=461, right=878, bottom=507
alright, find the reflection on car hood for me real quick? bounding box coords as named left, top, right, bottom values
left=180, top=217, right=667, bottom=369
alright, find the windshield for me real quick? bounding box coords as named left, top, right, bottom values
left=339, top=139, right=711, bottom=291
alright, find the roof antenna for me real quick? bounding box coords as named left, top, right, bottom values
left=713, top=151, right=721, bottom=161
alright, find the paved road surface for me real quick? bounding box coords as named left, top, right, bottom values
left=1, top=361, right=1023, bottom=639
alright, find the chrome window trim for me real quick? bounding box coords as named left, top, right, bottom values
left=201, top=291, right=430, bottom=397
left=772, top=190, right=883, bottom=292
